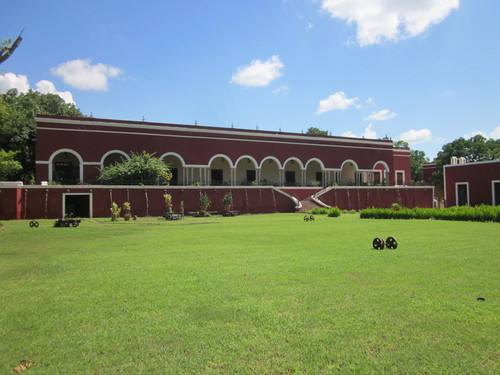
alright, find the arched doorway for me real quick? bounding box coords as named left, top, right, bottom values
left=283, top=158, right=304, bottom=186
left=260, top=157, right=281, bottom=186
left=305, top=159, right=324, bottom=186
left=235, top=156, right=258, bottom=185
left=209, top=155, right=232, bottom=186
left=341, top=160, right=357, bottom=186
left=50, top=149, right=82, bottom=184
left=101, top=150, right=129, bottom=168
left=162, top=153, right=185, bottom=186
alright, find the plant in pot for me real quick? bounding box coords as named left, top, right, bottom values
left=123, top=201, right=132, bottom=221
left=163, top=193, right=173, bottom=215
left=199, top=193, right=211, bottom=212
left=110, top=202, right=121, bottom=221
left=222, top=192, right=233, bottom=212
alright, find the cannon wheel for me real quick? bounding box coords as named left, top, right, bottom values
left=373, top=237, right=385, bottom=250
left=386, top=236, right=398, bottom=249
left=304, top=215, right=310, bottom=222
left=29, top=220, right=39, bottom=228
left=310, top=215, right=315, bottom=221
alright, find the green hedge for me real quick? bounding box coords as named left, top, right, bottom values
left=360, top=205, right=500, bottom=222
left=308, top=206, right=341, bottom=217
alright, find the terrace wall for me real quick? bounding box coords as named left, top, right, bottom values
left=0, top=186, right=434, bottom=220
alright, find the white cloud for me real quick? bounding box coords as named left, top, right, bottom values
left=320, top=0, right=460, bottom=46
left=0, top=73, right=30, bottom=93
left=0, top=73, right=75, bottom=104
left=399, top=128, right=432, bottom=144
left=317, top=91, right=358, bottom=114
left=362, top=123, right=377, bottom=139
left=341, top=124, right=377, bottom=139
left=51, top=59, right=122, bottom=91
left=273, top=85, right=290, bottom=95
left=464, top=126, right=500, bottom=140
left=35, top=80, right=75, bottom=104
left=365, top=109, right=398, bottom=121
left=231, top=55, right=284, bottom=87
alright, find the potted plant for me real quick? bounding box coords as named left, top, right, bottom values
left=199, top=193, right=211, bottom=211
left=123, top=201, right=132, bottom=221
left=163, top=193, right=173, bottom=214
left=222, top=192, right=233, bottom=212
left=110, top=202, right=121, bottom=221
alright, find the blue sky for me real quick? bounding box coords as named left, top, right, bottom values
left=1, top=0, right=499, bottom=159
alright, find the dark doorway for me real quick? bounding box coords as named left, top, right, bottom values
left=315, top=172, right=323, bottom=185
left=211, top=169, right=223, bottom=185
left=457, top=184, right=468, bottom=206
left=493, top=182, right=500, bottom=206
left=170, top=168, right=178, bottom=185
left=246, top=170, right=256, bottom=184
left=285, top=171, right=296, bottom=186
left=64, top=194, right=91, bottom=218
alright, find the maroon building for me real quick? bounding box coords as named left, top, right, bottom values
left=35, top=115, right=410, bottom=187
left=444, top=160, right=500, bottom=206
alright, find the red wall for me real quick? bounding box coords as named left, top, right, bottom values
left=317, top=187, right=434, bottom=210
left=0, top=186, right=434, bottom=220
left=444, top=161, right=500, bottom=206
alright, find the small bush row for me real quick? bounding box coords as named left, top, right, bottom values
left=360, top=205, right=500, bottom=222
left=308, top=206, right=341, bottom=217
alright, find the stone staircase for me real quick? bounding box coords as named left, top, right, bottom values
left=297, top=196, right=324, bottom=213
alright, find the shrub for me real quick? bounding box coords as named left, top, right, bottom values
left=327, top=207, right=341, bottom=217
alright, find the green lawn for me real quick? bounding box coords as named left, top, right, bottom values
left=1, top=214, right=498, bottom=374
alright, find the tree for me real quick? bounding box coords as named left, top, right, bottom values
left=393, top=140, right=428, bottom=183
left=306, top=127, right=328, bottom=136
left=0, top=89, right=84, bottom=183
left=98, top=151, right=172, bottom=185
left=410, top=149, right=429, bottom=183
left=0, top=149, right=22, bottom=180
left=432, top=135, right=500, bottom=188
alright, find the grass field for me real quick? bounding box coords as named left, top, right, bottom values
left=1, top=214, right=498, bottom=374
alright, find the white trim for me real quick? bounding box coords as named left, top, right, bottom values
left=100, top=150, right=130, bottom=169
left=36, top=116, right=395, bottom=147
left=160, top=152, right=186, bottom=167
left=395, top=170, right=405, bottom=186
left=305, top=158, right=325, bottom=170
left=208, top=154, right=234, bottom=168
left=62, top=192, right=93, bottom=218
left=259, top=156, right=283, bottom=169
left=492, top=180, right=500, bottom=206
left=445, top=159, right=500, bottom=168
left=373, top=160, right=390, bottom=171
left=340, top=159, right=359, bottom=170
left=283, top=157, right=305, bottom=170
left=36, top=126, right=398, bottom=154
left=48, top=148, right=84, bottom=183
left=235, top=155, right=259, bottom=169
left=455, top=182, right=470, bottom=206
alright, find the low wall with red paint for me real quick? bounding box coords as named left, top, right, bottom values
left=316, top=186, right=434, bottom=210
left=0, top=185, right=435, bottom=220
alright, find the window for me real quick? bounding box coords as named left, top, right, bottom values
left=285, top=171, right=296, bottom=186
left=396, top=171, right=404, bottom=185
left=246, top=170, right=256, bottom=183
left=492, top=180, right=500, bottom=206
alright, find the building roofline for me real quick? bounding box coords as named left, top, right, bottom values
left=35, top=114, right=396, bottom=148
left=444, top=159, right=500, bottom=168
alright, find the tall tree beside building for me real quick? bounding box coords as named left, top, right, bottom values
left=394, top=140, right=429, bottom=183
left=0, top=89, right=85, bottom=183
left=432, top=135, right=500, bottom=188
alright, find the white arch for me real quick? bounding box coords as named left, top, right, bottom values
left=160, top=152, right=186, bottom=167
left=305, top=158, right=325, bottom=170
left=259, top=156, right=282, bottom=169
left=208, top=154, right=234, bottom=168
left=48, top=148, right=84, bottom=183
left=100, top=150, right=130, bottom=169
left=235, top=155, right=259, bottom=169
left=372, top=160, right=389, bottom=171
left=340, top=159, right=359, bottom=170
left=283, top=157, right=305, bottom=169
